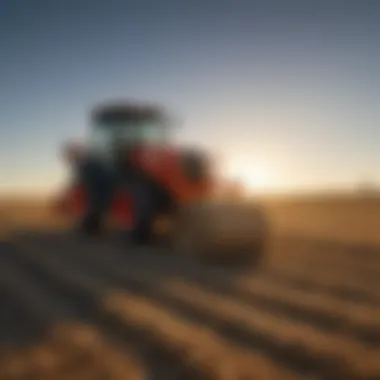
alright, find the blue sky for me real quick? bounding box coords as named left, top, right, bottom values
left=1, top=0, right=379, bottom=194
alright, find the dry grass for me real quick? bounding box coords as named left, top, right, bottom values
left=260, top=194, right=380, bottom=246
left=0, top=197, right=70, bottom=234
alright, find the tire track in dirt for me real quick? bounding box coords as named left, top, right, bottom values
left=136, top=263, right=380, bottom=347
left=264, top=269, right=380, bottom=307
left=276, top=237, right=380, bottom=265
left=155, top=279, right=380, bottom=379
left=0, top=244, right=145, bottom=380
left=24, top=234, right=380, bottom=380
left=233, top=277, right=380, bottom=346
left=0, top=242, right=180, bottom=380
left=0, top=323, right=145, bottom=380
left=104, top=290, right=295, bottom=380
left=100, top=271, right=380, bottom=380
left=4, top=237, right=296, bottom=380
left=41, top=234, right=380, bottom=347
left=266, top=256, right=380, bottom=294
left=7, top=231, right=380, bottom=379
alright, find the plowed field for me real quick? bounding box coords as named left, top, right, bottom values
left=0, top=229, right=380, bottom=380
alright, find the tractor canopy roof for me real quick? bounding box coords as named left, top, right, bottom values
left=92, top=101, right=166, bottom=126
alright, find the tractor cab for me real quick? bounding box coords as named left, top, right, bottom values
left=89, top=103, right=169, bottom=157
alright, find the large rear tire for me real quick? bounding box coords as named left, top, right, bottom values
left=173, top=201, right=268, bottom=267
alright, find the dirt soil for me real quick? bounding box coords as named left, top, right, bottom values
left=0, top=196, right=380, bottom=380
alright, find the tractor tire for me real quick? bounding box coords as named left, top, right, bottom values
left=129, top=213, right=155, bottom=245
left=78, top=213, right=103, bottom=237
left=126, top=179, right=158, bottom=246
left=173, top=201, right=268, bottom=267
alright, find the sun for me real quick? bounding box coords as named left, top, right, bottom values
left=226, top=161, right=274, bottom=192
left=243, top=164, right=272, bottom=190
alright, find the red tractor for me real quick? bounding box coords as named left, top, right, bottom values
left=56, top=101, right=268, bottom=265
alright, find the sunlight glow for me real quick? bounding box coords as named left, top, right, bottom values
left=226, top=160, right=276, bottom=193
left=243, top=165, right=273, bottom=190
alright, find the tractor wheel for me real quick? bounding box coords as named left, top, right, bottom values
left=126, top=180, right=158, bottom=246
left=172, top=201, right=268, bottom=267
left=129, top=213, right=156, bottom=245
left=78, top=212, right=103, bottom=236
